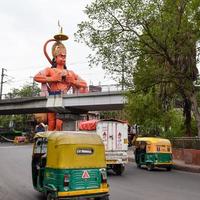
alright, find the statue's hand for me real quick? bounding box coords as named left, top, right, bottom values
left=66, top=71, right=76, bottom=84
left=48, top=72, right=62, bottom=82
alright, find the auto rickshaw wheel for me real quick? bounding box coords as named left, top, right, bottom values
left=166, top=165, right=172, bottom=171
left=147, top=163, right=154, bottom=171
left=47, top=193, right=57, bottom=200
left=136, top=163, right=141, bottom=168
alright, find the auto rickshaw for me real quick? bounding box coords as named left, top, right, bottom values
left=32, top=131, right=109, bottom=200
left=134, top=137, right=173, bottom=171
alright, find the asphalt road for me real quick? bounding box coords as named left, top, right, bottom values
left=0, top=144, right=200, bottom=200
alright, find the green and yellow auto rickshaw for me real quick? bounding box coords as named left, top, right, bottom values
left=32, top=131, right=109, bottom=200
left=134, top=137, right=173, bottom=171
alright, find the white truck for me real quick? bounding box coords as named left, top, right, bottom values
left=79, top=119, right=128, bottom=175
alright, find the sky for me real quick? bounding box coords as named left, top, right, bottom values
left=0, top=0, right=116, bottom=96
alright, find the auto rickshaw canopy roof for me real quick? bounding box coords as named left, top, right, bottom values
left=34, top=131, right=103, bottom=144
left=136, top=137, right=171, bottom=145
left=136, top=137, right=172, bottom=153
left=34, top=131, right=106, bottom=169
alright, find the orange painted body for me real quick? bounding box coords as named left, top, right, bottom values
left=34, top=47, right=88, bottom=131
left=34, top=67, right=88, bottom=93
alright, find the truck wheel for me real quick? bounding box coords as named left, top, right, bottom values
left=113, top=164, right=124, bottom=175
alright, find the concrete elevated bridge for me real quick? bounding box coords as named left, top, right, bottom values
left=0, top=90, right=126, bottom=115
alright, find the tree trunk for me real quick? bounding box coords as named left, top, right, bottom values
left=183, top=98, right=192, bottom=136
left=190, top=91, right=200, bottom=137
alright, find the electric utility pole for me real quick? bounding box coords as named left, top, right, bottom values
left=121, top=56, right=125, bottom=91
left=0, top=68, right=7, bottom=100
left=30, top=76, right=36, bottom=96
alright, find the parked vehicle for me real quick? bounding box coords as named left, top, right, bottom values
left=0, top=128, right=23, bottom=142
left=134, top=137, right=173, bottom=171
left=32, top=131, right=109, bottom=200
left=79, top=119, right=129, bottom=175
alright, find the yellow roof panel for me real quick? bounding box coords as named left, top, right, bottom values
left=35, top=131, right=103, bottom=145
left=136, top=137, right=171, bottom=145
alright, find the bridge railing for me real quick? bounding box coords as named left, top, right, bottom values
left=1, top=84, right=123, bottom=100
left=91, top=84, right=123, bottom=92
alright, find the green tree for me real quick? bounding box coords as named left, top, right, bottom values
left=76, top=0, right=200, bottom=136
left=125, top=89, right=164, bottom=135
left=5, top=82, right=40, bottom=98
left=0, top=83, right=41, bottom=131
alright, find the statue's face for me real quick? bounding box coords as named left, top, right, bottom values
left=56, top=53, right=66, bottom=66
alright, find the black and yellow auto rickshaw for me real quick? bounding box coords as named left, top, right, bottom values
left=32, top=131, right=109, bottom=200
left=134, top=137, right=173, bottom=171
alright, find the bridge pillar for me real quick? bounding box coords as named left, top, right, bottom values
left=57, top=113, right=86, bottom=131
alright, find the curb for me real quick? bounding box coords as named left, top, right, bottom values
left=128, top=157, right=200, bottom=173
left=173, top=163, right=200, bottom=173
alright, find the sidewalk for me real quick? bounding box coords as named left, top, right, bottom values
left=127, top=148, right=200, bottom=173
left=172, top=159, right=200, bottom=173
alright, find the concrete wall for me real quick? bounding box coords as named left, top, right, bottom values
left=173, top=148, right=200, bottom=166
